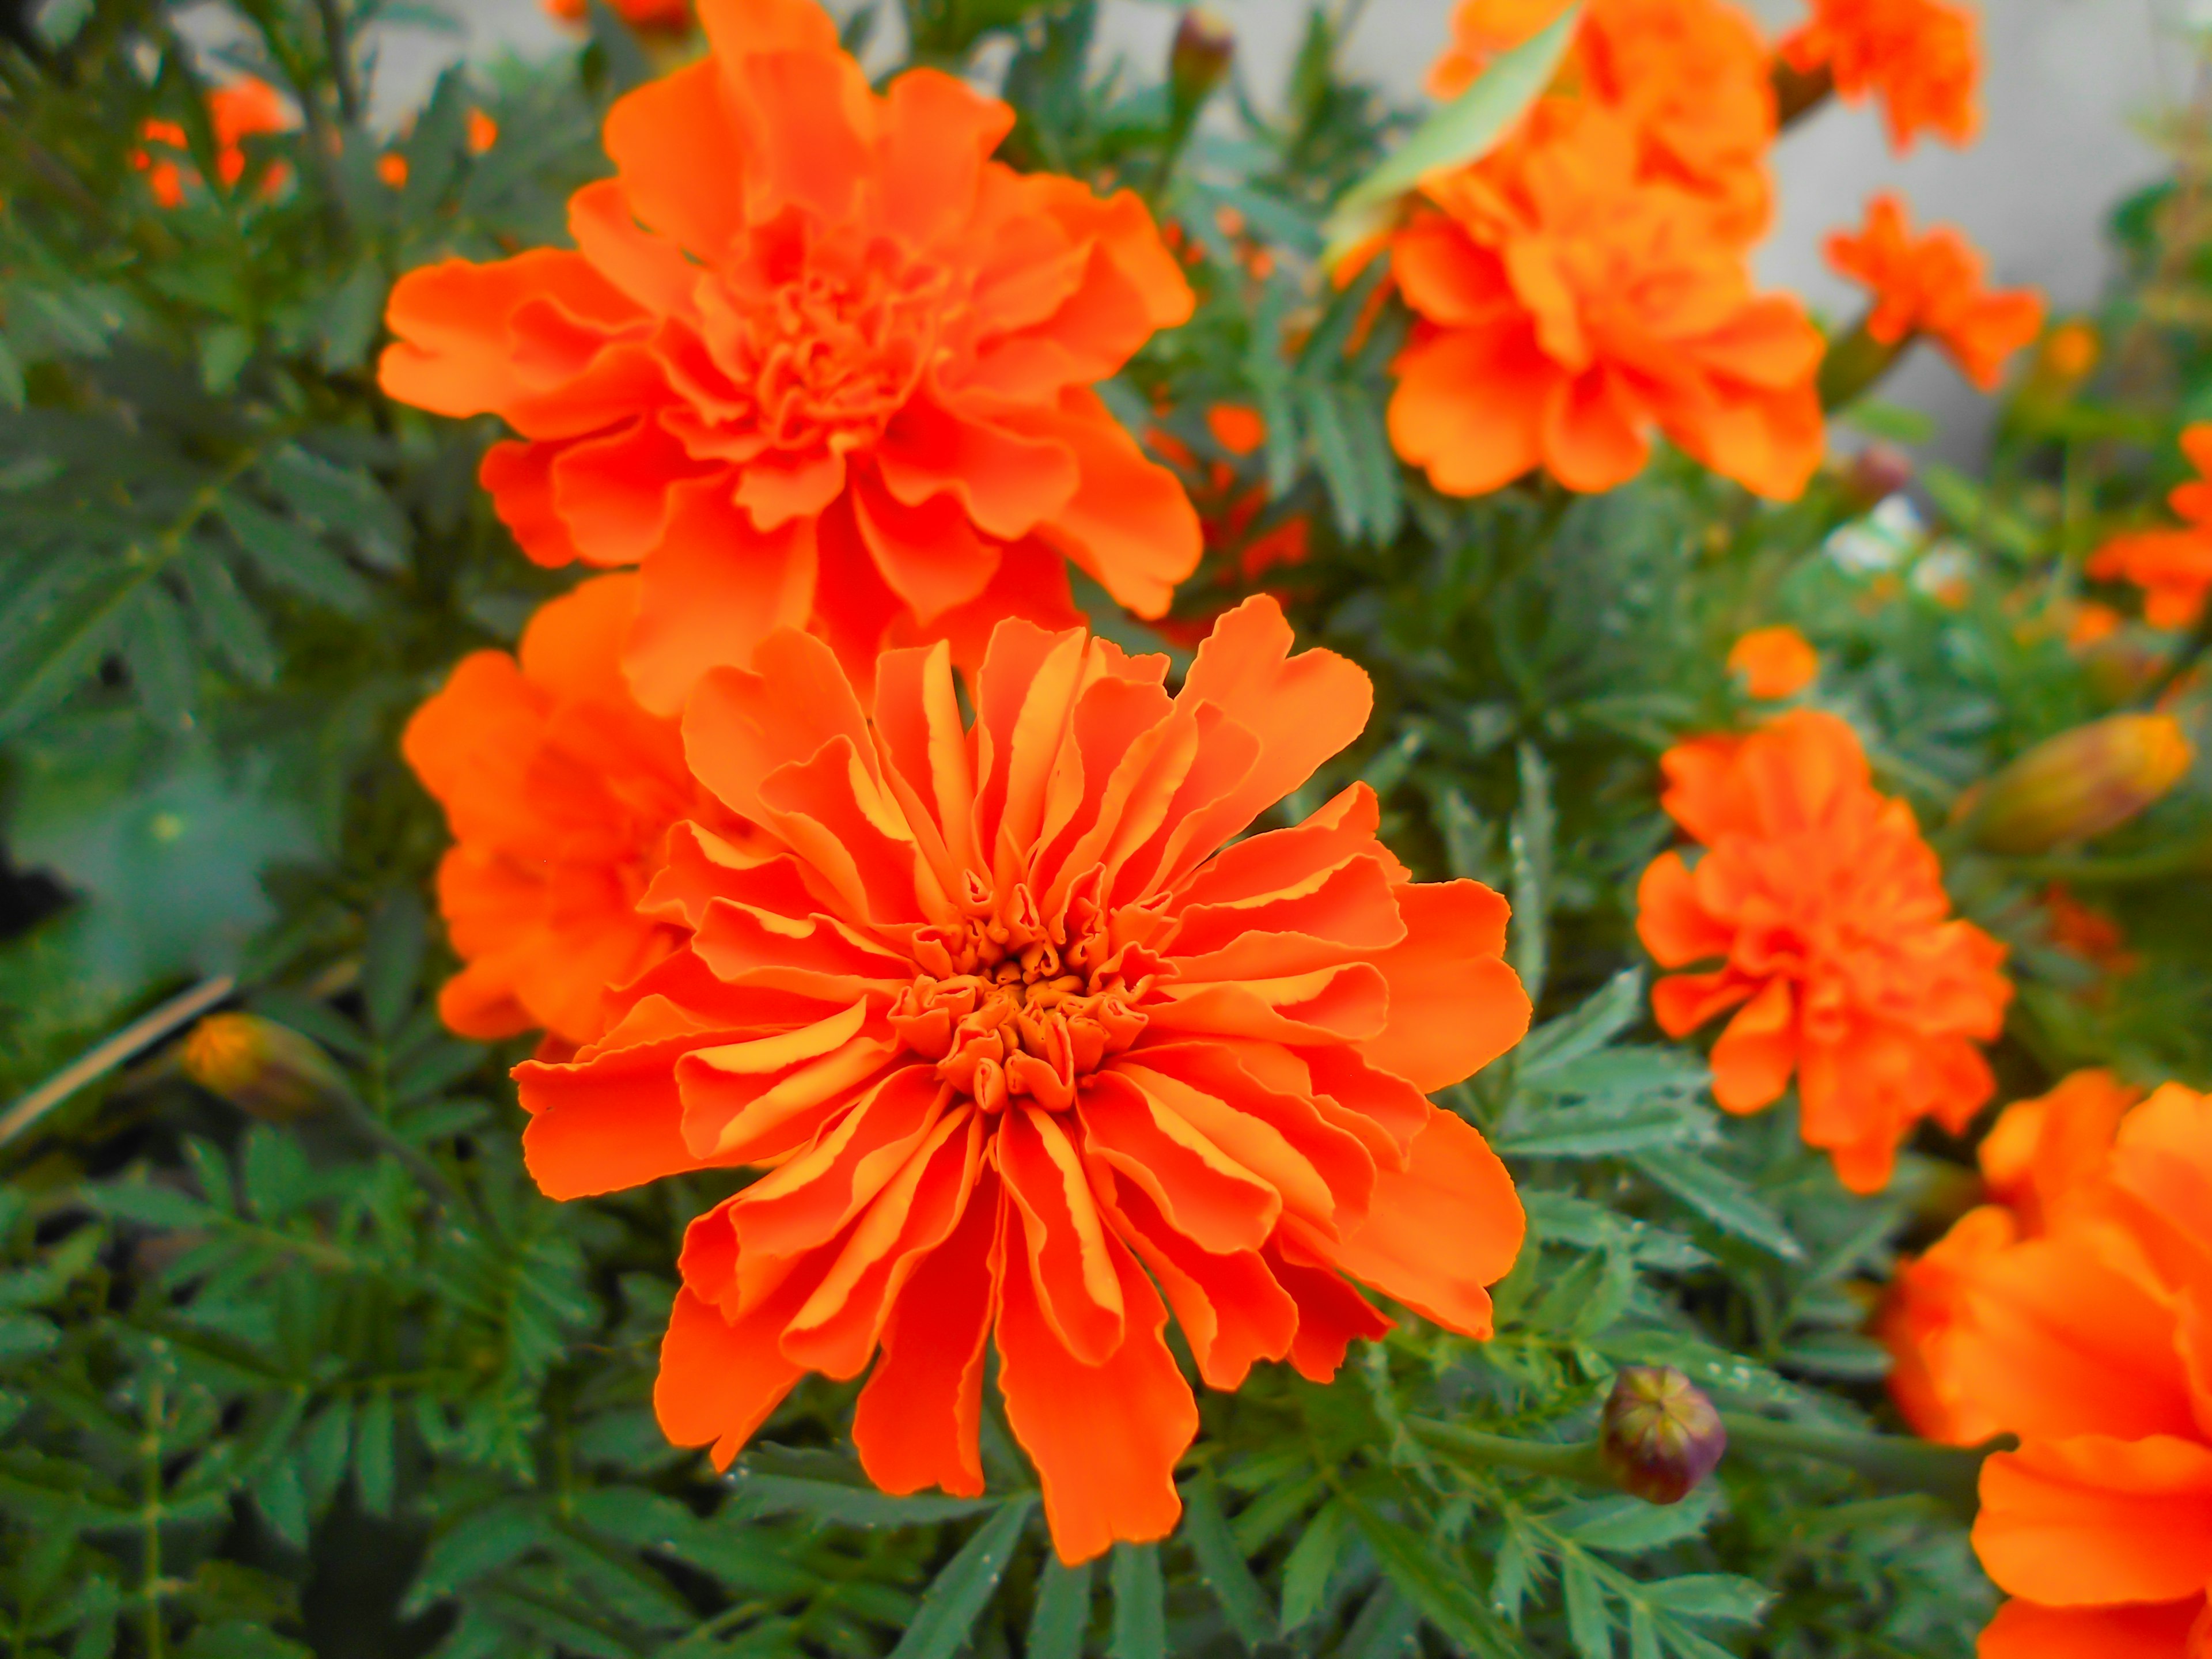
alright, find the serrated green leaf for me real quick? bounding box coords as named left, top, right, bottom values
left=353, top=1389, right=394, bottom=1518
left=219, top=497, right=373, bottom=616
left=1348, top=1502, right=1519, bottom=1659
left=1641, top=1575, right=1770, bottom=1624
left=1180, top=1474, right=1276, bottom=1649
left=1562, top=1551, right=1612, bottom=1659
left=887, top=1497, right=1034, bottom=1659
left=1280, top=1498, right=1344, bottom=1631
left=1517, top=969, right=1647, bottom=1079
left=1630, top=1149, right=1802, bottom=1260
left=175, top=541, right=278, bottom=687
left=1107, top=1540, right=1165, bottom=1659
left=1026, top=1555, right=1093, bottom=1659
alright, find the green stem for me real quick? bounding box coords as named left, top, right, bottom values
left=1719, top=1414, right=2008, bottom=1520
left=1407, top=1418, right=1611, bottom=1484
left=1819, top=315, right=1911, bottom=412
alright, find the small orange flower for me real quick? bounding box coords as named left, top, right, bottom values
left=2090, top=426, right=2212, bottom=629
left=1878, top=1068, right=2140, bottom=1443
left=1206, top=404, right=1267, bottom=457
left=1779, top=0, right=1980, bottom=152
left=402, top=575, right=745, bottom=1049
left=1428, top=0, right=1777, bottom=245
left=544, top=0, right=692, bottom=28
left=513, top=598, right=1532, bottom=1562
left=377, top=153, right=410, bottom=189
left=1825, top=194, right=2044, bottom=390
left=381, top=0, right=1200, bottom=713
left=1635, top=710, right=2012, bottom=1192
left=468, top=109, right=499, bottom=154
left=2066, top=601, right=2124, bottom=652
left=1388, top=102, right=1824, bottom=502
left=2041, top=884, right=2137, bottom=980
left=1895, top=1083, right=2212, bottom=1656
left=1727, top=624, right=1818, bottom=699
left=131, top=76, right=295, bottom=207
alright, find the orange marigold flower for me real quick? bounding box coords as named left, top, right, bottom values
left=1427, top=0, right=1777, bottom=245
left=468, top=109, right=499, bottom=154
left=1206, top=403, right=1267, bottom=457
left=380, top=0, right=1201, bottom=713
left=1825, top=194, right=2044, bottom=391
left=512, top=597, right=1532, bottom=1562
left=1727, top=624, right=1818, bottom=699
left=1897, top=1083, right=2212, bottom=1655
left=403, top=574, right=745, bottom=1049
left=1877, top=1067, right=2139, bottom=1443
left=132, top=75, right=295, bottom=207
left=1779, top=0, right=1980, bottom=152
left=377, top=152, right=410, bottom=190
left=1388, top=102, right=1824, bottom=502
left=1635, top=710, right=2012, bottom=1192
left=2090, top=426, right=2212, bottom=630
left=1147, top=422, right=1311, bottom=650
left=2041, top=883, right=2137, bottom=980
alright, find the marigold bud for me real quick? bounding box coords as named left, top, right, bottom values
left=177, top=1013, right=347, bottom=1122
left=1841, top=442, right=1914, bottom=509
left=1169, top=7, right=1235, bottom=115
left=1599, top=1366, right=1728, bottom=1505
left=1969, top=714, right=2196, bottom=855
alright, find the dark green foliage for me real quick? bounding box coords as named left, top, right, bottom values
left=3, top=0, right=2209, bottom=1655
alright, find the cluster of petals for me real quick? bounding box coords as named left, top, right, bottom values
left=1146, top=410, right=1310, bottom=649
left=1388, top=101, right=1824, bottom=503
left=378, top=0, right=1200, bottom=713
left=544, top=0, right=691, bottom=29
left=403, top=575, right=745, bottom=1050
left=1726, top=624, right=1819, bottom=700
left=1778, top=0, right=1981, bottom=152
left=1885, top=1078, right=2212, bottom=1658
left=132, top=77, right=294, bottom=209
left=2090, top=426, right=2212, bottom=629
left=1825, top=194, right=2045, bottom=391
left=1427, top=0, right=1778, bottom=246
left=1635, top=710, right=2012, bottom=1192
left=511, top=597, right=1532, bottom=1562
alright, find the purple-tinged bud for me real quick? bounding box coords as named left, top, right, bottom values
left=1169, top=8, right=1235, bottom=115
left=1600, top=1366, right=1728, bottom=1505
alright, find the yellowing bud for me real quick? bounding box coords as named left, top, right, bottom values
left=1970, top=714, right=2196, bottom=856
left=1169, top=7, right=1235, bottom=116
left=178, top=1013, right=347, bottom=1122
left=1600, top=1366, right=1728, bottom=1505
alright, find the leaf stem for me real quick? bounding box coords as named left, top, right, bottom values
left=1718, top=1414, right=2007, bottom=1520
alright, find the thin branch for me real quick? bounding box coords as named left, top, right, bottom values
left=0, top=977, right=237, bottom=1153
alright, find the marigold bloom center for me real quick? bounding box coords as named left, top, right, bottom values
left=889, top=884, right=1154, bottom=1113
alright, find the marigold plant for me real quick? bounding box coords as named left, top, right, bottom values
left=379, top=0, right=1200, bottom=711
left=1779, top=0, right=1982, bottom=151
left=1825, top=194, right=2044, bottom=391
left=1387, top=101, right=1823, bottom=501
left=1635, top=710, right=2012, bottom=1191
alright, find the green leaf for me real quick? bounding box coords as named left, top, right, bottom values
left=1321, top=4, right=1581, bottom=263
left=120, top=587, right=196, bottom=727
left=1555, top=1488, right=1719, bottom=1555
left=1641, top=1575, right=1771, bottom=1625
left=1562, top=1551, right=1611, bottom=1659
left=88, top=1183, right=213, bottom=1230
left=1180, top=1475, right=1276, bottom=1649
left=1347, top=1502, right=1519, bottom=1659
left=407, top=1501, right=550, bottom=1608
left=1517, top=969, right=1646, bottom=1080
left=353, top=1389, right=394, bottom=1517
left=1107, top=1541, right=1165, bottom=1659
left=362, top=889, right=427, bottom=1039
left=1496, top=1104, right=1705, bottom=1160
left=264, top=447, right=411, bottom=573
left=176, top=542, right=278, bottom=687
left=318, top=265, right=389, bottom=374
left=887, top=1497, right=1035, bottom=1659
left=1630, top=1149, right=1802, bottom=1261
left=218, top=497, right=374, bottom=616
left=1509, top=743, right=1555, bottom=1005
left=0, top=1312, right=59, bottom=1362
left=1280, top=1498, right=1344, bottom=1631
left=1027, top=1556, right=1093, bottom=1659
left=730, top=1470, right=1002, bottom=1528
left=0, top=335, right=24, bottom=410
left=252, top=1455, right=309, bottom=1551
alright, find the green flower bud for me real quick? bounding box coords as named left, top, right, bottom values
left=179, top=1013, right=347, bottom=1123
left=1600, top=1366, right=1728, bottom=1505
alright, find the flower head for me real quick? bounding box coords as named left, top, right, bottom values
left=2090, top=426, right=2212, bottom=629
left=1893, top=1082, right=2212, bottom=1655
left=1779, top=0, right=1980, bottom=152
left=131, top=75, right=294, bottom=207
left=403, top=575, right=745, bottom=1050
left=1428, top=0, right=1777, bottom=245
left=1635, top=710, right=2012, bottom=1192
left=513, top=597, right=1531, bottom=1562
left=1727, top=624, right=1818, bottom=699
left=1825, top=194, right=2044, bottom=391
left=1387, top=102, right=1823, bottom=502
left=380, top=0, right=1200, bottom=713
left=1877, top=1067, right=2140, bottom=1443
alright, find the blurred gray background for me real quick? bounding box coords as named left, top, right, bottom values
left=331, top=0, right=2197, bottom=456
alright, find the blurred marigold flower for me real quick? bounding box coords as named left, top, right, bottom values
left=468, top=109, right=499, bottom=154
left=2065, top=601, right=2124, bottom=653
left=1636, top=710, right=2011, bottom=1192
left=403, top=575, right=749, bottom=1049
left=1600, top=1366, right=1728, bottom=1504
left=512, top=597, right=1531, bottom=1562
left=1148, top=421, right=1310, bottom=649
left=2089, top=425, right=2212, bottom=629
left=131, top=75, right=295, bottom=207
left=1778, top=0, right=1980, bottom=152
left=2039, top=317, right=2099, bottom=382
left=1387, top=102, right=1823, bottom=502
left=1885, top=1081, right=2212, bottom=1655
left=1825, top=194, right=2044, bottom=391
left=377, top=153, right=410, bottom=189
left=1877, top=1067, right=2139, bottom=1444
left=1427, top=0, right=1778, bottom=245
left=1205, top=404, right=1267, bottom=457
left=380, top=0, right=1200, bottom=713
left=179, top=1012, right=349, bottom=1123
left=1967, top=713, right=2195, bottom=856
left=1727, top=624, right=1819, bottom=699
left=2040, top=883, right=2137, bottom=980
